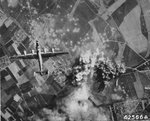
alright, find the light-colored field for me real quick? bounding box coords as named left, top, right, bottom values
left=138, top=0, right=150, bottom=57
left=119, top=5, right=148, bottom=54
left=133, top=72, right=144, bottom=99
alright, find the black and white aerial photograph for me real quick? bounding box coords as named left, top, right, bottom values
left=0, top=0, right=150, bottom=121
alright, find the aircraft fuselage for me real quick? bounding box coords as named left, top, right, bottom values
left=36, top=41, right=43, bottom=73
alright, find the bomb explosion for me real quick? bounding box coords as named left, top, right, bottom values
left=31, top=48, right=126, bottom=121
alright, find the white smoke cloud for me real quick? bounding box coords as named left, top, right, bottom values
left=111, top=94, right=122, bottom=100
left=30, top=14, right=57, bottom=48
left=31, top=108, right=67, bottom=121
left=61, top=83, right=110, bottom=121
left=31, top=82, right=110, bottom=121
left=7, top=0, right=19, bottom=7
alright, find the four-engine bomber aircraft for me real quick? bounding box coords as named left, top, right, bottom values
left=10, top=41, right=69, bottom=75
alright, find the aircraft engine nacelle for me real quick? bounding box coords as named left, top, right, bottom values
left=24, top=51, right=27, bottom=55
left=32, top=50, right=35, bottom=54
left=44, top=48, right=47, bottom=53
left=52, top=48, right=55, bottom=53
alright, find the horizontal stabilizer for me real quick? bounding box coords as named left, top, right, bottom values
left=35, top=70, right=49, bottom=76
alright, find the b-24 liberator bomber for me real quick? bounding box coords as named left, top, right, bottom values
left=10, top=41, right=69, bottom=76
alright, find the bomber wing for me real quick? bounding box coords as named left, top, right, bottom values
left=10, top=53, right=38, bottom=59
left=41, top=51, right=69, bottom=58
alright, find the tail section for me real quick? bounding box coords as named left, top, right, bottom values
left=34, top=70, right=49, bottom=76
